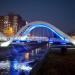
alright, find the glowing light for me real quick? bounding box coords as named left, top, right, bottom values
left=0, top=41, right=11, bottom=47
left=49, top=41, right=53, bottom=44
left=23, top=24, right=65, bottom=41
left=13, top=62, right=32, bottom=71
left=20, top=64, right=32, bottom=71
left=3, top=26, right=15, bottom=37
left=65, top=39, right=69, bottom=43
left=24, top=52, right=30, bottom=60
left=70, top=39, right=75, bottom=45
left=61, top=42, right=67, bottom=45
left=13, top=61, right=18, bottom=70
left=20, top=35, right=28, bottom=40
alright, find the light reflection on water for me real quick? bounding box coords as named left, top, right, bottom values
left=0, top=43, right=47, bottom=75
left=10, top=46, right=42, bottom=75
left=11, top=60, right=33, bottom=75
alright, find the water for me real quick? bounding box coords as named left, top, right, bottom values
left=0, top=42, right=48, bottom=75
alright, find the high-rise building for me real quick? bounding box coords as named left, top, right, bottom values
left=0, top=16, right=4, bottom=33
left=0, top=14, right=26, bottom=37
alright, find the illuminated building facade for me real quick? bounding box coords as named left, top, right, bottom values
left=0, top=16, right=4, bottom=33
left=0, top=14, right=26, bottom=37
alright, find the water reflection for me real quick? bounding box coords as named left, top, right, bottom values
left=10, top=46, right=42, bottom=75
left=0, top=41, right=48, bottom=75
left=12, top=60, right=32, bottom=75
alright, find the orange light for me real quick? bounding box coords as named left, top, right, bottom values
left=24, top=52, right=30, bottom=60
left=3, top=26, right=15, bottom=36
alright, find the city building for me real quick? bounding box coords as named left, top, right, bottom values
left=0, top=16, right=4, bottom=33
left=0, top=13, right=26, bottom=37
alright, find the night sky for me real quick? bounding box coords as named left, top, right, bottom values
left=0, top=0, right=75, bottom=33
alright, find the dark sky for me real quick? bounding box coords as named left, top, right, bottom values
left=0, top=0, right=75, bottom=33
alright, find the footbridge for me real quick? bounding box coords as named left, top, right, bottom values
left=0, top=21, right=75, bottom=47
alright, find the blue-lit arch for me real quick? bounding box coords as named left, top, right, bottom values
left=2, top=21, right=74, bottom=47
left=21, top=24, right=65, bottom=41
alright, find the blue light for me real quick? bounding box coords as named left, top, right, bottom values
left=61, top=42, right=67, bottom=45
left=65, top=38, right=70, bottom=43
left=22, top=24, right=65, bottom=41
left=15, top=40, right=20, bottom=43
left=20, top=64, right=32, bottom=71
left=13, top=60, right=19, bottom=70
left=13, top=61, right=32, bottom=72
left=49, top=41, right=53, bottom=44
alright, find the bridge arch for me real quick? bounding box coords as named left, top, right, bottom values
left=1, top=21, right=75, bottom=47
left=21, top=23, right=65, bottom=40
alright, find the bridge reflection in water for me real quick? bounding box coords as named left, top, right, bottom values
left=10, top=41, right=49, bottom=75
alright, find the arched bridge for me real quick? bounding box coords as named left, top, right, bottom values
left=1, top=21, right=75, bottom=47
